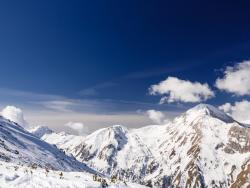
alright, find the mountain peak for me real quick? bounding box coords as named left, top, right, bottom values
left=108, top=124, right=128, bottom=133
left=189, top=104, right=219, bottom=113
left=185, top=103, right=234, bottom=123
left=30, top=126, right=54, bottom=138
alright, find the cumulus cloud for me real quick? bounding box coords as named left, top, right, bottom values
left=215, top=61, right=250, bottom=96
left=218, top=103, right=232, bottom=113
left=64, top=121, right=88, bottom=135
left=146, top=110, right=169, bottom=124
left=219, top=100, right=250, bottom=124
left=1, top=106, right=28, bottom=128
left=149, top=76, right=214, bottom=103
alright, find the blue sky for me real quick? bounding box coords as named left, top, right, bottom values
left=0, top=1, right=250, bottom=132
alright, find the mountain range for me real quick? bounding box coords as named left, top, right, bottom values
left=27, top=104, right=250, bottom=187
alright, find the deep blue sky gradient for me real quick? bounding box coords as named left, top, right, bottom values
left=0, top=0, right=250, bottom=111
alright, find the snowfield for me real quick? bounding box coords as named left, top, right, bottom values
left=0, top=161, right=146, bottom=188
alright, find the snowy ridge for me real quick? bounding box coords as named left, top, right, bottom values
left=30, top=126, right=85, bottom=156
left=42, top=132, right=84, bottom=156
left=0, top=116, right=94, bottom=173
left=184, top=103, right=235, bottom=123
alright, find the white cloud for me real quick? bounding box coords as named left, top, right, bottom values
left=215, top=61, right=250, bottom=96
left=219, top=100, right=250, bottom=124
left=64, top=122, right=89, bottom=135
left=146, top=110, right=169, bottom=124
left=1, top=106, right=28, bottom=128
left=149, top=76, right=214, bottom=103
left=218, top=103, right=232, bottom=113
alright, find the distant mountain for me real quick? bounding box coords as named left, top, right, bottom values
left=30, top=126, right=54, bottom=138
left=33, top=104, right=250, bottom=187
left=30, top=126, right=85, bottom=156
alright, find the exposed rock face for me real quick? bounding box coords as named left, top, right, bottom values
left=148, top=104, right=250, bottom=187
left=225, top=126, right=250, bottom=153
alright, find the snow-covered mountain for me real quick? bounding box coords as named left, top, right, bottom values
left=146, top=104, right=250, bottom=187
left=0, top=116, right=148, bottom=188
left=0, top=116, right=94, bottom=172
left=72, top=125, right=159, bottom=184
left=36, top=104, right=250, bottom=187
left=33, top=125, right=159, bottom=184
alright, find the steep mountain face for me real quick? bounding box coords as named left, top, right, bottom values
left=146, top=104, right=250, bottom=187
left=35, top=104, right=250, bottom=187
left=30, top=125, right=159, bottom=183
left=0, top=116, right=93, bottom=173
left=71, top=125, right=159, bottom=184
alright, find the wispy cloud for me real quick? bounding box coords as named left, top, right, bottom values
left=0, top=88, right=64, bottom=101
left=0, top=88, right=184, bottom=132
left=26, top=111, right=156, bottom=133
left=39, top=100, right=77, bottom=112
left=79, top=82, right=118, bottom=96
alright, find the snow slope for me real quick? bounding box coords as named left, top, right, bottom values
left=0, top=116, right=93, bottom=172
left=0, top=161, right=146, bottom=188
